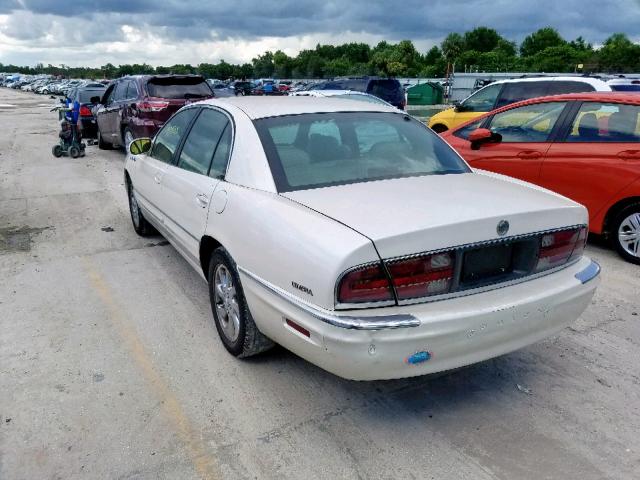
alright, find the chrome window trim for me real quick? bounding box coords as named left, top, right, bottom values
left=238, top=267, right=420, bottom=330
left=335, top=224, right=587, bottom=310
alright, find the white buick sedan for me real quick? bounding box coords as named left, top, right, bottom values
left=124, top=97, right=600, bottom=381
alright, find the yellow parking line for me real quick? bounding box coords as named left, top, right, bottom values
left=82, top=257, right=221, bottom=480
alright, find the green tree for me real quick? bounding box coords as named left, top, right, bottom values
left=520, top=27, right=566, bottom=57
left=597, top=33, right=640, bottom=72
left=441, top=33, right=464, bottom=64
left=463, top=27, right=502, bottom=53
left=252, top=51, right=275, bottom=78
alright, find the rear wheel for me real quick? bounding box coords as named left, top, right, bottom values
left=97, top=130, right=112, bottom=150
left=68, top=146, right=80, bottom=158
left=52, top=145, right=62, bottom=157
left=431, top=124, right=448, bottom=134
left=612, top=203, right=640, bottom=264
left=208, top=247, right=274, bottom=358
left=127, top=180, right=156, bottom=236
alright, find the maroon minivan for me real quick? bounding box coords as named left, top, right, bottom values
left=94, top=75, right=213, bottom=150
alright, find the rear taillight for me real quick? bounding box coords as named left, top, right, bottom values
left=535, top=227, right=584, bottom=272
left=137, top=101, right=169, bottom=112
left=387, top=252, right=454, bottom=299
left=569, top=226, right=588, bottom=262
left=79, top=105, right=92, bottom=117
left=337, top=263, right=394, bottom=304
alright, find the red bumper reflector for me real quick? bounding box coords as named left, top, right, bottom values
left=286, top=318, right=310, bottom=337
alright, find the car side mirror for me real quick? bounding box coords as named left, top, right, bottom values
left=468, top=128, right=501, bottom=150
left=90, top=96, right=101, bottom=104
left=128, top=137, right=152, bottom=155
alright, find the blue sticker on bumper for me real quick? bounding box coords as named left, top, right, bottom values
left=405, top=351, right=432, bottom=365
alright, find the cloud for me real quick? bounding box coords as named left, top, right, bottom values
left=0, top=0, right=638, bottom=67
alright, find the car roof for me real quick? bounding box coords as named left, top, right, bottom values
left=503, top=91, right=640, bottom=107
left=208, top=96, right=399, bottom=119
left=486, top=76, right=610, bottom=89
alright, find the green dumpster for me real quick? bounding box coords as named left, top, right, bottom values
left=407, top=82, right=444, bottom=106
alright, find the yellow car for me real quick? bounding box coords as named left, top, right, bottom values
left=428, top=76, right=612, bottom=133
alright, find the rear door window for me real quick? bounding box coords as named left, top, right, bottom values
left=113, top=82, right=128, bottom=102
left=564, top=102, right=640, bottom=142
left=150, top=108, right=198, bottom=163
left=177, top=109, right=229, bottom=176
left=488, top=102, right=567, bottom=142
left=495, top=81, right=551, bottom=109
left=125, top=80, right=139, bottom=100
left=147, top=77, right=212, bottom=99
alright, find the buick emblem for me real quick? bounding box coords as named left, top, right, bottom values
left=497, top=220, right=510, bottom=236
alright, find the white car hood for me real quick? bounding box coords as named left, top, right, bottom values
left=282, top=172, right=587, bottom=259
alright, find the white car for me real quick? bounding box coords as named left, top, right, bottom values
left=124, top=97, right=600, bottom=381
left=290, top=89, right=393, bottom=106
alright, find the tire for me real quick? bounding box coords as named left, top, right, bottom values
left=208, top=247, right=274, bottom=358
left=612, top=203, right=640, bottom=264
left=52, top=145, right=62, bottom=157
left=127, top=181, right=156, bottom=236
left=431, top=124, right=448, bottom=134
left=68, top=146, right=80, bottom=158
left=97, top=130, right=112, bottom=150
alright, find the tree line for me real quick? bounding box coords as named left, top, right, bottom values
left=2, top=27, right=639, bottom=80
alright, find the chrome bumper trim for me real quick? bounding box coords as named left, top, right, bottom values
left=238, top=267, right=420, bottom=330
left=575, top=260, right=600, bottom=284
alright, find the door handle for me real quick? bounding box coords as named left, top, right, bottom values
left=618, top=150, right=640, bottom=160
left=153, top=174, right=162, bottom=184
left=196, top=193, right=209, bottom=208
left=517, top=151, right=542, bottom=159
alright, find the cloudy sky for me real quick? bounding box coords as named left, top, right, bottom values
left=0, top=0, right=639, bottom=67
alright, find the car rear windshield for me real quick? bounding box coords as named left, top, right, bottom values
left=367, top=79, right=402, bottom=99
left=255, top=112, right=470, bottom=192
left=78, top=89, right=105, bottom=103
left=146, top=77, right=212, bottom=99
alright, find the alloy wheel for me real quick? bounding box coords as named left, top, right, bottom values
left=129, top=187, right=140, bottom=229
left=618, top=212, right=640, bottom=258
left=213, top=264, right=241, bottom=342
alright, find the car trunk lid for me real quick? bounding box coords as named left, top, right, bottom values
left=281, top=171, right=587, bottom=259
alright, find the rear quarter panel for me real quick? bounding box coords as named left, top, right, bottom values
left=205, top=184, right=380, bottom=311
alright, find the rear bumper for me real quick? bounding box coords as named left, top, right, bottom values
left=128, top=118, right=164, bottom=140
left=78, top=117, right=98, bottom=138
left=240, top=257, right=599, bottom=380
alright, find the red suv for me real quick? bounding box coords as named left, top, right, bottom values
left=94, top=75, right=213, bottom=149
left=442, top=92, right=640, bottom=263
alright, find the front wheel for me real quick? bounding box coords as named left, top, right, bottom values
left=52, top=145, right=62, bottom=157
left=68, top=146, right=80, bottom=158
left=612, top=203, right=640, bottom=264
left=208, top=247, right=274, bottom=358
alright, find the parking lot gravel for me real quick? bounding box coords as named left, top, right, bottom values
left=1, top=87, right=639, bottom=480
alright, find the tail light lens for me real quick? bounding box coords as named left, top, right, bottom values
left=79, top=105, right=92, bottom=117
left=387, top=252, right=454, bottom=299
left=337, top=263, right=394, bottom=304
left=137, top=101, right=169, bottom=112
left=569, top=226, right=588, bottom=262
left=535, top=227, right=584, bottom=272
